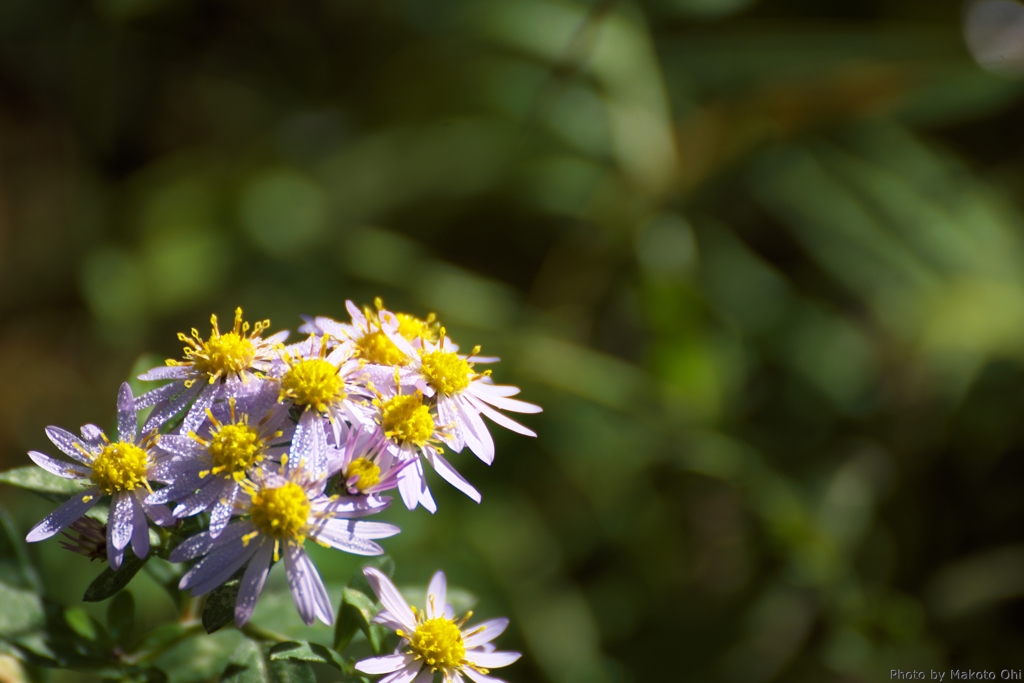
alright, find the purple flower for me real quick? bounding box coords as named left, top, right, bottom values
left=136, top=308, right=288, bottom=434
left=147, top=381, right=292, bottom=537
left=356, top=567, right=520, bottom=683
left=25, top=383, right=175, bottom=570
left=171, top=440, right=398, bottom=627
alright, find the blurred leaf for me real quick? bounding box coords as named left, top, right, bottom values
left=268, top=641, right=346, bottom=671
left=0, top=506, right=40, bottom=591
left=83, top=552, right=147, bottom=602
left=64, top=607, right=100, bottom=641
left=156, top=628, right=243, bottom=683
left=334, top=588, right=376, bottom=653
left=108, top=591, right=136, bottom=648
left=0, top=580, right=44, bottom=638
left=222, top=639, right=315, bottom=683
left=0, top=466, right=84, bottom=499
left=204, top=576, right=241, bottom=634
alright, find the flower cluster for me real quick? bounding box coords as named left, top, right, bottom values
left=23, top=303, right=538, bottom=675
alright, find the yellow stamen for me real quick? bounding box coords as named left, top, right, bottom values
left=171, top=308, right=264, bottom=381
left=280, top=359, right=346, bottom=413
left=249, top=482, right=310, bottom=542
left=420, top=351, right=471, bottom=395
left=408, top=617, right=466, bottom=672
left=380, top=393, right=434, bottom=447
left=89, top=442, right=149, bottom=495
left=207, top=422, right=265, bottom=479
left=345, top=457, right=381, bottom=492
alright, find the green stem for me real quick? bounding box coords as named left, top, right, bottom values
left=240, top=623, right=291, bottom=644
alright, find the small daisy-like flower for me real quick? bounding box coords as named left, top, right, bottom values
left=373, top=384, right=480, bottom=513
left=136, top=308, right=289, bottom=434
left=147, top=381, right=292, bottom=537
left=300, top=299, right=439, bottom=367
left=379, top=319, right=542, bottom=465
left=25, top=383, right=175, bottom=570
left=274, top=333, right=373, bottom=473
left=171, top=442, right=398, bottom=627
left=326, top=422, right=410, bottom=500
left=356, top=567, right=520, bottom=683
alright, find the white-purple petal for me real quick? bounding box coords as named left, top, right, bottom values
left=355, top=654, right=415, bottom=675
left=170, top=521, right=251, bottom=562
left=25, top=488, right=100, bottom=542
left=28, top=451, right=91, bottom=479
left=363, top=567, right=416, bottom=632
left=234, top=541, right=274, bottom=627
left=131, top=491, right=150, bottom=559
left=182, top=383, right=220, bottom=435
left=427, top=570, right=447, bottom=619
left=462, top=618, right=509, bottom=648
left=284, top=545, right=334, bottom=626
left=427, top=451, right=481, bottom=503
left=45, top=427, right=95, bottom=465
left=117, top=383, right=138, bottom=445
left=464, top=651, right=521, bottom=669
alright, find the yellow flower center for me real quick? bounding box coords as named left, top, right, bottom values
left=409, top=617, right=466, bottom=672
left=90, top=442, right=149, bottom=495
left=345, top=458, right=381, bottom=493
left=191, top=332, right=255, bottom=378
left=281, top=359, right=346, bottom=412
left=381, top=393, right=434, bottom=446
left=357, top=330, right=409, bottom=366
left=396, top=313, right=438, bottom=343
left=420, top=351, right=471, bottom=395
left=208, top=423, right=264, bottom=478
left=249, top=482, right=310, bottom=541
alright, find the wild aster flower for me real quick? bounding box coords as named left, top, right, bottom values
left=300, top=299, right=439, bottom=367
left=147, top=381, right=292, bottom=537
left=327, top=422, right=410, bottom=500
left=273, top=333, right=374, bottom=471
left=356, top=567, right=520, bottom=683
left=25, top=383, right=175, bottom=570
left=59, top=516, right=107, bottom=562
left=136, top=308, right=289, bottom=434
left=372, top=383, right=480, bottom=513
left=379, top=319, right=541, bottom=465
left=171, top=444, right=398, bottom=627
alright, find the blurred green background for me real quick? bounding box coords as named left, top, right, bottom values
left=4, top=0, right=1024, bottom=681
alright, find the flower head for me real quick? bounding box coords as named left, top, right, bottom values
left=356, top=567, right=520, bottom=683
left=300, top=299, right=439, bottom=368
left=25, top=383, right=175, bottom=570
left=136, top=308, right=289, bottom=434
left=147, top=381, right=292, bottom=537
left=171, top=434, right=398, bottom=627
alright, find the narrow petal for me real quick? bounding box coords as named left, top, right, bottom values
left=397, top=460, right=423, bottom=511
left=467, top=386, right=542, bottom=413
left=45, top=427, right=95, bottom=465
left=464, top=651, right=521, bottom=669
left=110, top=492, right=135, bottom=551
left=117, top=383, right=138, bottom=444
left=154, top=435, right=204, bottom=460
left=144, top=384, right=200, bottom=432
left=310, top=522, right=386, bottom=556
left=234, top=541, right=274, bottom=627
left=182, top=383, right=220, bottom=435
left=131, top=491, right=150, bottom=560
left=427, top=451, right=481, bottom=503
left=427, top=570, right=447, bottom=619
left=181, top=538, right=259, bottom=596
left=363, top=566, right=416, bottom=632
left=371, top=609, right=409, bottom=633
left=291, top=412, right=328, bottom=478
left=284, top=545, right=334, bottom=626
left=138, top=367, right=189, bottom=381
left=455, top=400, right=494, bottom=465
left=465, top=394, right=537, bottom=437
left=25, top=489, right=100, bottom=542
left=108, top=533, right=125, bottom=571
left=436, top=396, right=464, bottom=453
left=209, top=484, right=239, bottom=538
left=354, top=654, right=415, bottom=675
left=134, top=382, right=182, bottom=409
left=28, top=451, right=91, bottom=479
left=463, top=669, right=509, bottom=683
left=379, top=665, right=423, bottom=683
left=169, top=521, right=250, bottom=562
left=462, top=618, right=509, bottom=648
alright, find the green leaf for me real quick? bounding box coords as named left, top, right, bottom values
left=108, top=590, right=136, bottom=648
left=0, top=466, right=85, bottom=500
left=64, top=606, right=99, bottom=641
left=222, top=639, right=315, bottom=683
left=0, top=581, right=44, bottom=637
left=268, top=641, right=347, bottom=672
left=334, top=588, right=388, bottom=654
left=0, top=506, right=40, bottom=591
left=203, top=576, right=241, bottom=634
left=83, top=552, right=147, bottom=602
left=154, top=628, right=242, bottom=683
